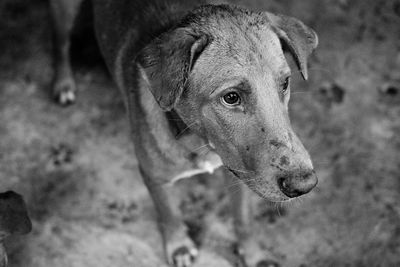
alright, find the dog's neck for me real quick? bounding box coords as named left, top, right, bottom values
left=137, top=70, right=208, bottom=158
left=165, top=109, right=191, bottom=138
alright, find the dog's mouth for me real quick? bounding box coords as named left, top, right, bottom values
left=227, top=167, right=240, bottom=178
left=226, top=166, right=291, bottom=201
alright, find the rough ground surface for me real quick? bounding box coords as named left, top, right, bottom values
left=0, top=0, right=400, bottom=266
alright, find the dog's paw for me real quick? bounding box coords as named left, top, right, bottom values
left=166, top=236, right=198, bottom=267
left=53, top=79, right=76, bottom=106
left=171, top=246, right=198, bottom=267
left=235, top=241, right=280, bottom=267
left=255, top=260, right=280, bottom=267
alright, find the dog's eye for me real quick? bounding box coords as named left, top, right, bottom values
left=282, top=77, right=290, bottom=94
left=221, top=92, right=241, bottom=106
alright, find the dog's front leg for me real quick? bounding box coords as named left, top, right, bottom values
left=139, top=169, right=198, bottom=267
left=229, top=175, right=279, bottom=267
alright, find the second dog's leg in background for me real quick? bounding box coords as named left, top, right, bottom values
left=50, top=0, right=82, bottom=105
left=140, top=169, right=199, bottom=267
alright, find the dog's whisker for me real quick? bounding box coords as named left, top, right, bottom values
left=175, top=121, right=197, bottom=139
left=308, top=67, right=335, bottom=75
left=296, top=196, right=305, bottom=205
left=291, top=91, right=311, bottom=95
left=229, top=169, right=251, bottom=174
left=227, top=187, right=243, bottom=195
left=197, top=147, right=211, bottom=157
left=312, top=158, right=332, bottom=164
left=282, top=198, right=295, bottom=209
left=225, top=166, right=254, bottom=174
left=291, top=67, right=333, bottom=76
left=225, top=179, right=242, bottom=187
left=227, top=178, right=256, bottom=187
left=313, top=186, right=322, bottom=193
left=228, top=181, right=257, bottom=195
left=188, top=144, right=210, bottom=154
left=225, top=178, right=256, bottom=190
left=273, top=202, right=281, bottom=217
left=307, top=142, right=323, bottom=153
left=226, top=177, right=256, bottom=186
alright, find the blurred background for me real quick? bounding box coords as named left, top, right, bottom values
left=0, top=0, right=399, bottom=266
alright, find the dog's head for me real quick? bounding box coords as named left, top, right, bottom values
left=136, top=5, right=318, bottom=201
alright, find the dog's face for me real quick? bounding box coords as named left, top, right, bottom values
left=137, top=5, right=318, bottom=201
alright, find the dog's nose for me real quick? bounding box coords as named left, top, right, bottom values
left=277, top=169, right=318, bottom=198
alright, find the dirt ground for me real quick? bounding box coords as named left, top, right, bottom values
left=0, top=0, right=400, bottom=266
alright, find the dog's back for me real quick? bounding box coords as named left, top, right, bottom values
left=92, top=0, right=205, bottom=78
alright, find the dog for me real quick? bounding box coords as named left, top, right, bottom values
left=0, top=191, right=32, bottom=267
left=50, top=0, right=318, bottom=266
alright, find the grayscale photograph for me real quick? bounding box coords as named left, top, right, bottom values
left=0, top=0, right=399, bottom=266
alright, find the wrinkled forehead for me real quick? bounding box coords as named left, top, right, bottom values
left=217, top=23, right=285, bottom=63
left=194, top=20, right=290, bottom=88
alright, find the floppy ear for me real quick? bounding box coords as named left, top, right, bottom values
left=265, top=12, right=318, bottom=80
left=136, top=28, right=208, bottom=111
left=0, top=191, right=32, bottom=239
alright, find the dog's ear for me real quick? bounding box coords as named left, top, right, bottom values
left=136, top=28, right=208, bottom=111
left=0, top=191, right=32, bottom=239
left=265, top=13, right=318, bottom=80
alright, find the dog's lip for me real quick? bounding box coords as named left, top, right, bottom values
left=227, top=167, right=240, bottom=178
left=227, top=167, right=291, bottom=201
